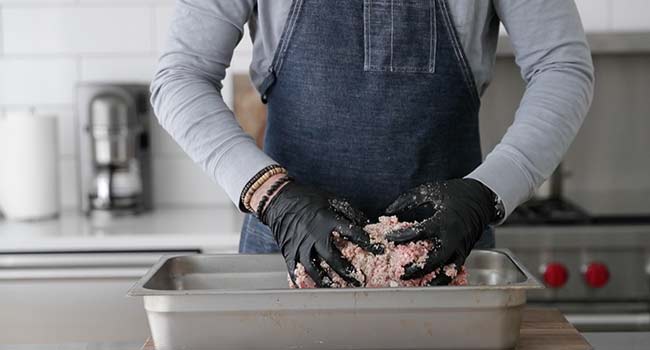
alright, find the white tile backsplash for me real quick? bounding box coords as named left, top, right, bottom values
left=2, top=7, right=153, bottom=54
left=80, top=55, right=157, bottom=83
left=0, top=1, right=171, bottom=3
left=59, top=156, right=79, bottom=208
left=574, top=0, right=611, bottom=32
left=0, top=1, right=233, bottom=210
left=78, top=0, right=174, bottom=4
left=0, top=57, right=77, bottom=105
left=612, top=0, right=650, bottom=32
left=0, top=6, right=3, bottom=56
left=0, top=1, right=75, bottom=4
left=154, top=5, right=174, bottom=53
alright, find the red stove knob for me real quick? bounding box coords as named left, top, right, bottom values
left=584, top=262, right=609, bottom=288
left=543, top=263, right=569, bottom=288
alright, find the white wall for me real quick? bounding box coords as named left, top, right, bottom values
left=0, top=0, right=648, bottom=209
left=499, top=0, right=650, bottom=35
left=575, top=0, right=650, bottom=32
left=0, top=0, right=252, bottom=209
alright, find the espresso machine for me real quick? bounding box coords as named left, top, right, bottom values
left=77, top=83, right=153, bottom=216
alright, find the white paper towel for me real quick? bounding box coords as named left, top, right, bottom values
left=0, top=112, right=60, bottom=221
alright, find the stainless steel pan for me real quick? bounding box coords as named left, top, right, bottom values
left=129, top=249, right=542, bottom=350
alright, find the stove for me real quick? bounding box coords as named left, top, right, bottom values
left=496, top=191, right=650, bottom=332
left=505, top=198, right=591, bottom=225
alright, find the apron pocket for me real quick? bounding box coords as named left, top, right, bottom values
left=364, top=0, right=436, bottom=73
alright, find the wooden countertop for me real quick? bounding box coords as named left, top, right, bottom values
left=517, top=308, right=592, bottom=350
left=142, top=308, right=592, bottom=350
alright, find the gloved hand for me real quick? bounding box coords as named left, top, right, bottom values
left=384, top=179, right=496, bottom=285
left=262, top=181, right=384, bottom=288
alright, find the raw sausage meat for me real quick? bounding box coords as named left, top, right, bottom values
left=291, top=216, right=468, bottom=288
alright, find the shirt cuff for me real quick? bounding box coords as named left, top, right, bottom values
left=465, top=152, right=534, bottom=225
left=215, top=140, right=279, bottom=211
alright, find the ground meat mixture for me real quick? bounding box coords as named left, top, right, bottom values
left=291, top=216, right=468, bottom=288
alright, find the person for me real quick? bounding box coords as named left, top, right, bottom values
left=151, top=0, right=594, bottom=287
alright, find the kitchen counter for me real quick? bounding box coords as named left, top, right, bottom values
left=0, top=207, right=244, bottom=253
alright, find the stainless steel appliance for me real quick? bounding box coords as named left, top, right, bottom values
left=498, top=191, right=650, bottom=331
left=77, top=83, right=153, bottom=216
left=129, top=250, right=542, bottom=350
left=0, top=251, right=197, bottom=344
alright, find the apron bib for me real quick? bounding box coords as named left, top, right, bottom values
left=240, top=0, right=494, bottom=253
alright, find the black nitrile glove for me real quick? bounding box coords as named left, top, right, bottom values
left=262, top=182, right=384, bottom=288
left=385, top=179, right=496, bottom=285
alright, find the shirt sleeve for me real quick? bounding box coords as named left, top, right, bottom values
left=150, top=0, right=278, bottom=208
left=465, top=0, right=595, bottom=221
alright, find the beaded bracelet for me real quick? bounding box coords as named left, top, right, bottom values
left=244, top=168, right=287, bottom=211
left=255, top=175, right=292, bottom=220
left=240, top=165, right=279, bottom=210
left=240, top=165, right=280, bottom=201
left=240, top=165, right=287, bottom=212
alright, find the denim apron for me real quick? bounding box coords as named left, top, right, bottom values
left=240, top=0, right=495, bottom=253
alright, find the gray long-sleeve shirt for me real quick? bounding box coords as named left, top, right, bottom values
left=151, top=0, right=594, bottom=219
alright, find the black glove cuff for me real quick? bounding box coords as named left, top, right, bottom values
left=467, top=180, right=498, bottom=220
left=260, top=180, right=295, bottom=226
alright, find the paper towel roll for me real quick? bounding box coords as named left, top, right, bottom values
left=0, top=112, right=60, bottom=221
